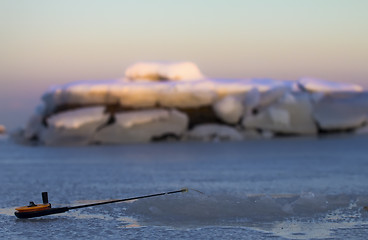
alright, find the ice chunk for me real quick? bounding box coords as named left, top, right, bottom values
left=242, top=85, right=292, bottom=116
left=93, top=109, right=188, bottom=144
left=47, top=106, right=107, bottom=129
left=186, top=124, right=243, bottom=141
left=313, top=93, right=368, bottom=131
left=243, top=93, right=317, bottom=135
left=213, top=95, right=244, bottom=124
left=40, top=106, right=109, bottom=145
left=298, top=77, right=363, bottom=93
left=125, top=62, right=204, bottom=81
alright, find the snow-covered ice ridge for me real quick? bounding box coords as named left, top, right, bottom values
left=15, top=61, right=368, bottom=145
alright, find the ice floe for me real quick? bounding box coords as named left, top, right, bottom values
left=15, top=61, right=368, bottom=145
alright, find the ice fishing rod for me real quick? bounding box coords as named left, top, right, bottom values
left=14, top=188, right=188, bottom=219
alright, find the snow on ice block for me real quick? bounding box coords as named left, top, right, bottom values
left=42, top=80, right=119, bottom=113
left=186, top=124, right=243, bottom=141
left=40, top=77, right=299, bottom=112
left=125, top=62, right=204, bottom=81
left=114, top=80, right=217, bottom=108
left=93, top=109, right=188, bottom=144
left=42, top=79, right=219, bottom=110
left=158, top=80, right=217, bottom=108
left=112, top=81, right=166, bottom=108
left=313, top=93, right=368, bottom=131
left=210, top=78, right=292, bottom=98
left=41, top=106, right=109, bottom=145
left=243, top=93, right=317, bottom=135
left=25, top=61, right=368, bottom=145
left=213, top=95, right=244, bottom=124
left=298, top=77, right=363, bottom=93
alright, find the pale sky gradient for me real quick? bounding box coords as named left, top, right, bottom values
left=1, top=0, right=368, bottom=130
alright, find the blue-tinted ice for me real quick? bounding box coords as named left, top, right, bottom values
left=1, top=135, right=368, bottom=239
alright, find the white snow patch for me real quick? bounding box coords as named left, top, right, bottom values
left=125, top=62, right=204, bottom=81
left=111, top=81, right=166, bottom=108
left=158, top=80, right=217, bottom=107
left=42, top=79, right=120, bottom=113
left=210, top=78, right=291, bottom=98
left=298, top=78, right=363, bottom=93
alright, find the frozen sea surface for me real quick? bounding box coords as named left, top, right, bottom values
left=1, top=135, right=368, bottom=239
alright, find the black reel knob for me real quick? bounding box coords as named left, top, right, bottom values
left=42, top=192, right=49, bottom=204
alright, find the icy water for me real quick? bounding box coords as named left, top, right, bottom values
left=1, top=135, right=368, bottom=239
